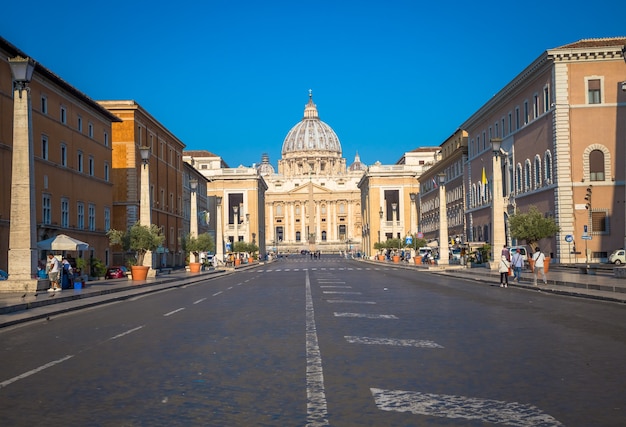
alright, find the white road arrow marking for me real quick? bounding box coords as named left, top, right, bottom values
left=370, top=388, right=563, bottom=426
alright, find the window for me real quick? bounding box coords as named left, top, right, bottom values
left=42, top=136, right=49, bottom=160
left=60, top=106, right=67, bottom=124
left=60, top=143, right=67, bottom=167
left=533, top=94, right=539, bottom=119
left=524, top=101, right=529, bottom=125
left=591, top=211, right=608, bottom=234
left=77, top=202, right=84, bottom=230
left=508, top=113, right=512, bottom=135
left=543, top=85, right=550, bottom=112
left=88, top=156, right=94, bottom=176
left=77, top=151, right=83, bottom=172
left=61, top=198, right=69, bottom=228
left=104, top=163, right=110, bottom=181
left=515, top=107, right=520, bottom=130
left=88, top=204, right=96, bottom=231
left=104, top=131, right=109, bottom=147
left=589, top=150, right=604, bottom=181
left=296, top=231, right=301, bottom=242
left=41, top=95, right=48, bottom=114
left=534, top=156, right=541, bottom=188
left=88, top=122, right=94, bottom=138
left=544, top=151, right=553, bottom=183
left=588, top=79, right=601, bottom=104
left=77, top=116, right=83, bottom=132
left=321, top=230, right=327, bottom=241
left=42, top=194, right=51, bottom=225
left=104, top=207, right=110, bottom=231
left=524, top=161, right=531, bottom=191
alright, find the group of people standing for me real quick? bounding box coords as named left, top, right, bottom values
left=498, top=245, right=547, bottom=288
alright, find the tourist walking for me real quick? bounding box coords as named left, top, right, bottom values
left=46, top=253, right=61, bottom=292
left=532, top=247, right=547, bottom=286
left=498, top=255, right=510, bottom=287
left=511, top=248, right=524, bottom=282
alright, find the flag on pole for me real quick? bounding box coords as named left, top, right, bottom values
left=481, top=167, right=487, bottom=185
left=431, top=177, right=438, bottom=188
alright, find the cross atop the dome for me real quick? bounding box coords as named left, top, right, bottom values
left=308, top=89, right=312, bottom=99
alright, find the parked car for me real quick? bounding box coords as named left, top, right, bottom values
left=450, top=248, right=461, bottom=261
left=508, top=246, right=531, bottom=265
left=0, top=269, right=8, bottom=280
left=105, top=266, right=128, bottom=279
left=608, top=249, right=626, bottom=265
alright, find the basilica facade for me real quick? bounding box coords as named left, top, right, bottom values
left=258, top=92, right=367, bottom=254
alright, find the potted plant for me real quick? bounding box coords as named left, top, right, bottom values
left=107, top=223, right=165, bottom=281
left=232, top=241, right=250, bottom=266
left=90, top=257, right=107, bottom=280
left=246, top=242, right=259, bottom=264
left=184, top=232, right=215, bottom=273
left=410, top=236, right=428, bottom=265
left=508, top=206, right=560, bottom=273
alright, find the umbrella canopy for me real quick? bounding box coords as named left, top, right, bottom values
left=37, top=234, right=89, bottom=251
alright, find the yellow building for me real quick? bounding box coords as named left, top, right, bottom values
left=0, top=37, right=119, bottom=280
left=463, top=37, right=626, bottom=262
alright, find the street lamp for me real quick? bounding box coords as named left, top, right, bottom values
left=6, top=56, right=40, bottom=292
left=233, top=205, right=239, bottom=247
left=137, top=144, right=155, bottom=275
left=189, top=178, right=198, bottom=263
left=392, top=202, right=398, bottom=252
left=490, top=138, right=506, bottom=269
left=378, top=207, right=383, bottom=243
left=246, top=212, right=250, bottom=243
left=438, top=173, right=449, bottom=265
left=216, top=196, right=223, bottom=262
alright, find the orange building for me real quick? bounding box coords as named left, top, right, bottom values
left=98, top=100, right=186, bottom=268
left=0, top=37, right=120, bottom=274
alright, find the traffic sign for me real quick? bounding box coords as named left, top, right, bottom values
left=405, top=236, right=413, bottom=245
left=581, top=235, right=592, bottom=240
left=565, top=234, right=573, bottom=243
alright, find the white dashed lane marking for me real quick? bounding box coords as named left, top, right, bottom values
left=334, top=313, right=398, bottom=319
left=370, top=388, right=564, bottom=426
left=327, top=300, right=376, bottom=304
left=345, top=336, right=443, bottom=348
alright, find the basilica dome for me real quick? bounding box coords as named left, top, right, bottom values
left=281, top=92, right=342, bottom=156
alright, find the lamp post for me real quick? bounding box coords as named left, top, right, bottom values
left=6, top=56, right=40, bottom=292
left=246, top=212, right=250, bottom=243
left=392, top=202, right=398, bottom=253
left=138, top=145, right=155, bottom=275
left=233, top=205, right=239, bottom=247
left=216, top=196, right=223, bottom=263
left=490, top=138, right=506, bottom=269
left=189, top=178, right=198, bottom=263
left=378, top=207, right=383, bottom=243
left=438, top=173, right=449, bottom=266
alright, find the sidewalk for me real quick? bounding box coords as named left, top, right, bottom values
left=1, top=260, right=624, bottom=329
left=364, top=259, right=626, bottom=304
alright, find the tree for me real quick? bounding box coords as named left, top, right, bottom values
left=508, top=206, right=560, bottom=249
left=184, top=233, right=215, bottom=257
left=107, top=223, right=165, bottom=265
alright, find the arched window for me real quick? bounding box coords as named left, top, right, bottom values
left=589, top=149, right=604, bottom=181
left=321, top=231, right=327, bottom=241
left=544, top=151, right=552, bottom=183
left=524, top=160, right=531, bottom=191
left=296, top=231, right=301, bottom=242
left=534, top=155, right=542, bottom=188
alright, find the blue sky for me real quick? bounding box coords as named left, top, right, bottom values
left=2, top=0, right=624, bottom=168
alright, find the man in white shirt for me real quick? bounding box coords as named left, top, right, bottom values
left=46, top=253, right=61, bottom=292
left=532, top=247, right=547, bottom=286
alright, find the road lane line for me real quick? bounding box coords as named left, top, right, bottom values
left=326, top=300, right=376, bottom=304
left=164, top=308, right=185, bottom=317
left=213, top=291, right=223, bottom=296
left=345, top=336, right=443, bottom=348
left=193, top=298, right=207, bottom=304
left=0, top=355, right=74, bottom=389
left=320, top=285, right=351, bottom=288
left=334, top=313, right=398, bottom=319
left=370, top=388, right=564, bottom=426
left=109, top=325, right=145, bottom=340
left=322, top=291, right=361, bottom=295
left=305, top=270, right=329, bottom=426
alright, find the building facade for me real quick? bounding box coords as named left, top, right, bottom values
left=419, top=130, right=468, bottom=246
left=98, top=100, right=186, bottom=268
left=463, top=37, right=626, bottom=263
left=0, top=37, right=119, bottom=280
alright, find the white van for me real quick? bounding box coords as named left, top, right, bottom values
left=608, top=249, right=626, bottom=265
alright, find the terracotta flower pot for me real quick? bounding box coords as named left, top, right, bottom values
left=392, top=255, right=400, bottom=263
left=130, top=265, right=149, bottom=281
left=189, top=262, right=201, bottom=273
left=234, top=258, right=241, bottom=266
left=378, top=255, right=385, bottom=261
left=414, top=256, right=422, bottom=265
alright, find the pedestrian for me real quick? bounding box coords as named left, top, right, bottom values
left=532, top=247, right=547, bottom=286
left=46, top=253, right=61, bottom=292
left=502, top=244, right=511, bottom=262
left=499, top=255, right=510, bottom=287
left=511, top=248, right=524, bottom=282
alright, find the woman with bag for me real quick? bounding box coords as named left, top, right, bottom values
left=498, top=255, right=510, bottom=288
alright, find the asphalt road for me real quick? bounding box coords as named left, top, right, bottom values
left=1, top=255, right=625, bottom=426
